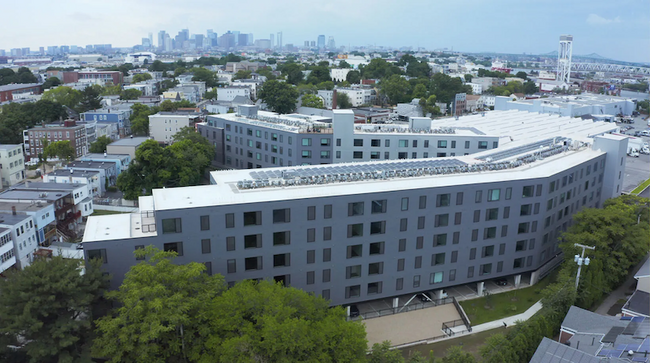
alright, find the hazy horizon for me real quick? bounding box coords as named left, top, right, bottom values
left=2, top=0, right=648, bottom=63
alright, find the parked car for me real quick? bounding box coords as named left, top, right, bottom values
left=419, top=292, right=432, bottom=302
left=495, top=278, right=508, bottom=286
left=76, top=243, right=84, bottom=250
left=628, top=150, right=640, bottom=157
left=641, top=146, right=650, bottom=155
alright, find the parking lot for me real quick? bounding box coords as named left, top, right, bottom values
left=618, top=115, right=650, bottom=193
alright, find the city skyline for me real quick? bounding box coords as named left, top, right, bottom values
left=0, top=0, right=648, bottom=62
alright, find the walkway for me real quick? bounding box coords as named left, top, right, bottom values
left=594, top=254, right=649, bottom=316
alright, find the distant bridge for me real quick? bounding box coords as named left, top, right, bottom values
left=571, top=63, right=650, bottom=75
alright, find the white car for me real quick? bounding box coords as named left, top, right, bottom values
left=629, top=150, right=640, bottom=157
left=641, top=147, right=650, bottom=155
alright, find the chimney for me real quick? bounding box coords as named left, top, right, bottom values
left=11, top=206, right=16, bottom=215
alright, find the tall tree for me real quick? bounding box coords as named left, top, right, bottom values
left=78, top=85, right=103, bottom=112
left=191, top=67, right=217, bottom=87
left=42, top=86, right=83, bottom=109
left=336, top=92, right=353, bottom=109
left=44, top=140, right=76, bottom=162
left=120, top=88, right=143, bottom=100
left=346, top=70, right=361, bottom=84
left=204, top=279, right=368, bottom=362
left=0, top=257, right=108, bottom=363
left=380, top=74, right=411, bottom=105
left=259, top=80, right=299, bottom=114
left=93, top=246, right=226, bottom=363
left=132, top=73, right=152, bottom=83
left=89, top=135, right=112, bottom=153
left=367, top=341, right=405, bottom=363
left=302, top=94, right=324, bottom=109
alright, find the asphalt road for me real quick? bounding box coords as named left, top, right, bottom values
left=618, top=115, right=650, bottom=193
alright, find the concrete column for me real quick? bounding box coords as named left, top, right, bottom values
left=435, top=289, right=444, bottom=300
left=346, top=306, right=351, bottom=317
left=392, top=297, right=399, bottom=313
left=477, top=281, right=484, bottom=296
left=530, top=271, right=540, bottom=286
left=514, top=274, right=522, bottom=288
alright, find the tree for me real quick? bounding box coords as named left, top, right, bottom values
left=232, top=70, right=252, bottom=80
left=523, top=80, right=538, bottom=95
left=306, top=64, right=332, bottom=85
left=429, top=73, right=472, bottom=104
left=132, top=73, right=152, bottom=83
left=16, top=67, right=38, bottom=83
left=44, top=140, right=75, bottom=162
left=159, top=99, right=196, bottom=112
left=346, top=70, right=361, bottom=84
left=204, top=279, right=367, bottom=362
left=204, top=89, right=218, bottom=100
left=367, top=341, right=405, bottom=363
left=42, top=77, right=61, bottom=90
left=93, top=246, right=226, bottom=363
left=464, top=74, right=473, bottom=83
left=336, top=92, right=353, bottom=109
left=317, top=81, right=335, bottom=90
left=380, top=74, right=411, bottom=105
left=42, top=86, right=82, bottom=109
left=302, top=93, right=324, bottom=109
left=259, top=80, right=299, bottom=114
left=191, top=67, right=217, bottom=87
left=149, top=60, right=167, bottom=72
left=0, top=256, right=108, bottom=363
left=412, top=83, right=428, bottom=99
left=339, top=60, right=352, bottom=68
left=129, top=103, right=156, bottom=136
left=361, top=58, right=402, bottom=80
left=101, top=84, right=122, bottom=96
left=419, top=95, right=441, bottom=118
left=638, top=99, right=650, bottom=114
left=78, top=84, right=103, bottom=112
left=120, top=88, right=143, bottom=100
left=90, top=135, right=112, bottom=153
left=441, top=346, right=476, bottom=363
left=515, top=71, right=528, bottom=80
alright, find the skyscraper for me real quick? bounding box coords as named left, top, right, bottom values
left=233, top=31, right=240, bottom=45
left=270, top=34, right=275, bottom=49
left=327, top=36, right=335, bottom=50
left=158, top=31, right=166, bottom=49
left=277, top=32, right=282, bottom=49
left=317, top=35, right=326, bottom=49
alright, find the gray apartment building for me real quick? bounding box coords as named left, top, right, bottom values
left=83, top=119, right=627, bottom=306
left=198, top=106, right=508, bottom=170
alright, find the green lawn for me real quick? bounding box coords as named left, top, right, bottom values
left=632, top=178, right=650, bottom=195
left=400, top=327, right=513, bottom=360
left=459, top=273, right=555, bottom=326
left=91, top=210, right=128, bottom=216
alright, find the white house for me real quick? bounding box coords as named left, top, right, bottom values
left=0, top=144, right=25, bottom=188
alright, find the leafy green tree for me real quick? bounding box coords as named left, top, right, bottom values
left=191, top=67, right=217, bottom=87
left=90, top=135, right=112, bottom=153
left=78, top=84, right=103, bottom=112
left=361, top=58, right=402, bottom=80
left=302, top=93, right=324, bottom=109
left=339, top=60, right=352, bottom=68
left=101, top=84, right=122, bottom=96
left=464, top=74, right=473, bottom=83
left=173, top=67, right=187, bottom=78
left=204, top=279, right=367, bottom=363
left=306, top=65, right=332, bottom=85
left=297, top=83, right=318, bottom=95
left=129, top=103, right=157, bottom=136
left=93, top=246, right=226, bottom=363
left=44, top=140, right=75, bottom=162
left=429, top=73, right=472, bottom=104
left=419, top=95, right=441, bottom=117
left=42, top=77, right=61, bottom=89
left=515, top=71, right=528, bottom=80
left=232, top=70, right=252, bottom=80
left=204, top=89, right=218, bottom=100
left=132, top=73, right=152, bottom=83
left=17, top=67, right=39, bottom=83
left=317, top=81, right=335, bottom=90
left=381, top=74, right=411, bottom=105
left=346, top=70, right=361, bottom=84
left=367, top=341, right=404, bottom=363
left=412, top=83, right=428, bottom=99
left=280, top=62, right=304, bottom=85
left=256, top=66, right=277, bottom=80
left=159, top=99, right=196, bottom=112
left=159, top=79, right=179, bottom=93
left=523, top=80, right=538, bottom=95
left=638, top=99, right=649, bottom=114
left=120, top=88, right=143, bottom=100
left=149, top=60, right=168, bottom=72
left=259, top=80, right=299, bottom=114
left=441, top=346, right=475, bottom=363
left=336, top=92, right=353, bottom=109
left=42, top=86, right=82, bottom=109
left=0, top=256, right=108, bottom=363
left=0, top=100, right=67, bottom=144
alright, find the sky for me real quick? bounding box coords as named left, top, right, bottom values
left=2, top=0, right=649, bottom=63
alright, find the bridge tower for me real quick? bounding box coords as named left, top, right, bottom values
left=557, top=35, right=573, bottom=85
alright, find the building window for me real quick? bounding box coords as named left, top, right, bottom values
left=513, top=258, right=525, bottom=269
left=307, top=228, right=316, bottom=242
left=487, top=189, right=500, bottom=202
left=200, top=215, right=210, bottom=231
left=478, top=141, right=488, bottom=149
left=413, top=275, right=421, bottom=288
left=486, top=208, right=498, bottom=221
left=370, top=221, right=386, bottom=235
left=227, top=259, right=236, bottom=273
left=434, top=214, right=449, bottom=227
left=301, top=150, right=312, bottom=158
left=323, top=248, right=331, bottom=262
left=436, top=194, right=451, bottom=207
left=432, top=253, right=445, bottom=266
left=353, top=139, right=363, bottom=147
left=307, top=250, right=315, bottom=264
left=399, top=238, right=406, bottom=252
left=515, top=240, right=527, bottom=251
left=323, top=226, right=332, bottom=240
left=273, top=208, right=291, bottom=223
left=353, top=151, right=363, bottom=159
left=399, top=139, right=408, bottom=147
left=243, top=211, right=262, bottom=226
left=399, top=218, right=408, bottom=231
left=371, top=200, right=387, bottom=214
left=226, top=237, right=235, bottom=251
left=484, top=227, right=497, bottom=239
left=522, top=186, right=534, bottom=198
left=273, top=253, right=290, bottom=267
left=520, top=204, right=532, bottom=216
left=464, top=141, right=470, bottom=149
left=307, top=206, right=316, bottom=220
left=162, top=218, right=182, bottom=234
left=307, top=271, right=315, bottom=285
left=368, top=262, right=383, bottom=275
left=367, top=282, right=382, bottom=295
left=320, top=138, right=330, bottom=146
left=401, top=198, right=409, bottom=211
left=371, top=139, right=380, bottom=147
left=323, top=269, right=331, bottom=282
left=475, top=190, right=483, bottom=203
left=437, top=140, right=447, bottom=148
left=518, top=222, right=530, bottom=234
left=347, top=223, right=363, bottom=237
left=245, top=256, right=262, bottom=270
left=163, top=242, right=183, bottom=256
left=348, top=202, right=364, bottom=216
left=480, top=263, right=492, bottom=276
left=324, top=204, right=332, bottom=219
left=430, top=271, right=443, bottom=284
left=347, top=244, right=362, bottom=258
left=434, top=234, right=447, bottom=247
left=201, top=239, right=211, bottom=254
left=301, top=138, right=311, bottom=146
left=244, top=234, right=262, bottom=248
left=396, top=278, right=404, bottom=290
left=346, top=285, right=361, bottom=299
left=273, top=231, right=291, bottom=245
left=87, top=249, right=108, bottom=264
left=320, top=151, right=330, bottom=159
left=369, top=241, right=385, bottom=255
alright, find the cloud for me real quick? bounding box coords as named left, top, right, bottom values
left=586, top=13, right=621, bottom=25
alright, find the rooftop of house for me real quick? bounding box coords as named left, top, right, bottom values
left=0, top=144, right=22, bottom=150
left=635, top=258, right=650, bottom=279
left=0, top=213, right=33, bottom=226
left=9, top=181, right=87, bottom=192
left=623, top=290, right=650, bottom=317
left=108, top=137, right=149, bottom=147
left=0, top=83, right=42, bottom=92
left=81, top=153, right=130, bottom=160
left=530, top=337, right=625, bottom=363
left=507, top=93, right=636, bottom=108
left=0, top=200, right=54, bottom=213
left=47, top=169, right=100, bottom=178
left=66, top=161, right=115, bottom=170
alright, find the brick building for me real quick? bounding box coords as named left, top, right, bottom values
left=0, top=83, right=42, bottom=102
left=23, top=120, right=88, bottom=161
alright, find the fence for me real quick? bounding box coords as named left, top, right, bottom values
left=354, top=296, right=456, bottom=321
left=452, top=296, right=473, bottom=333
